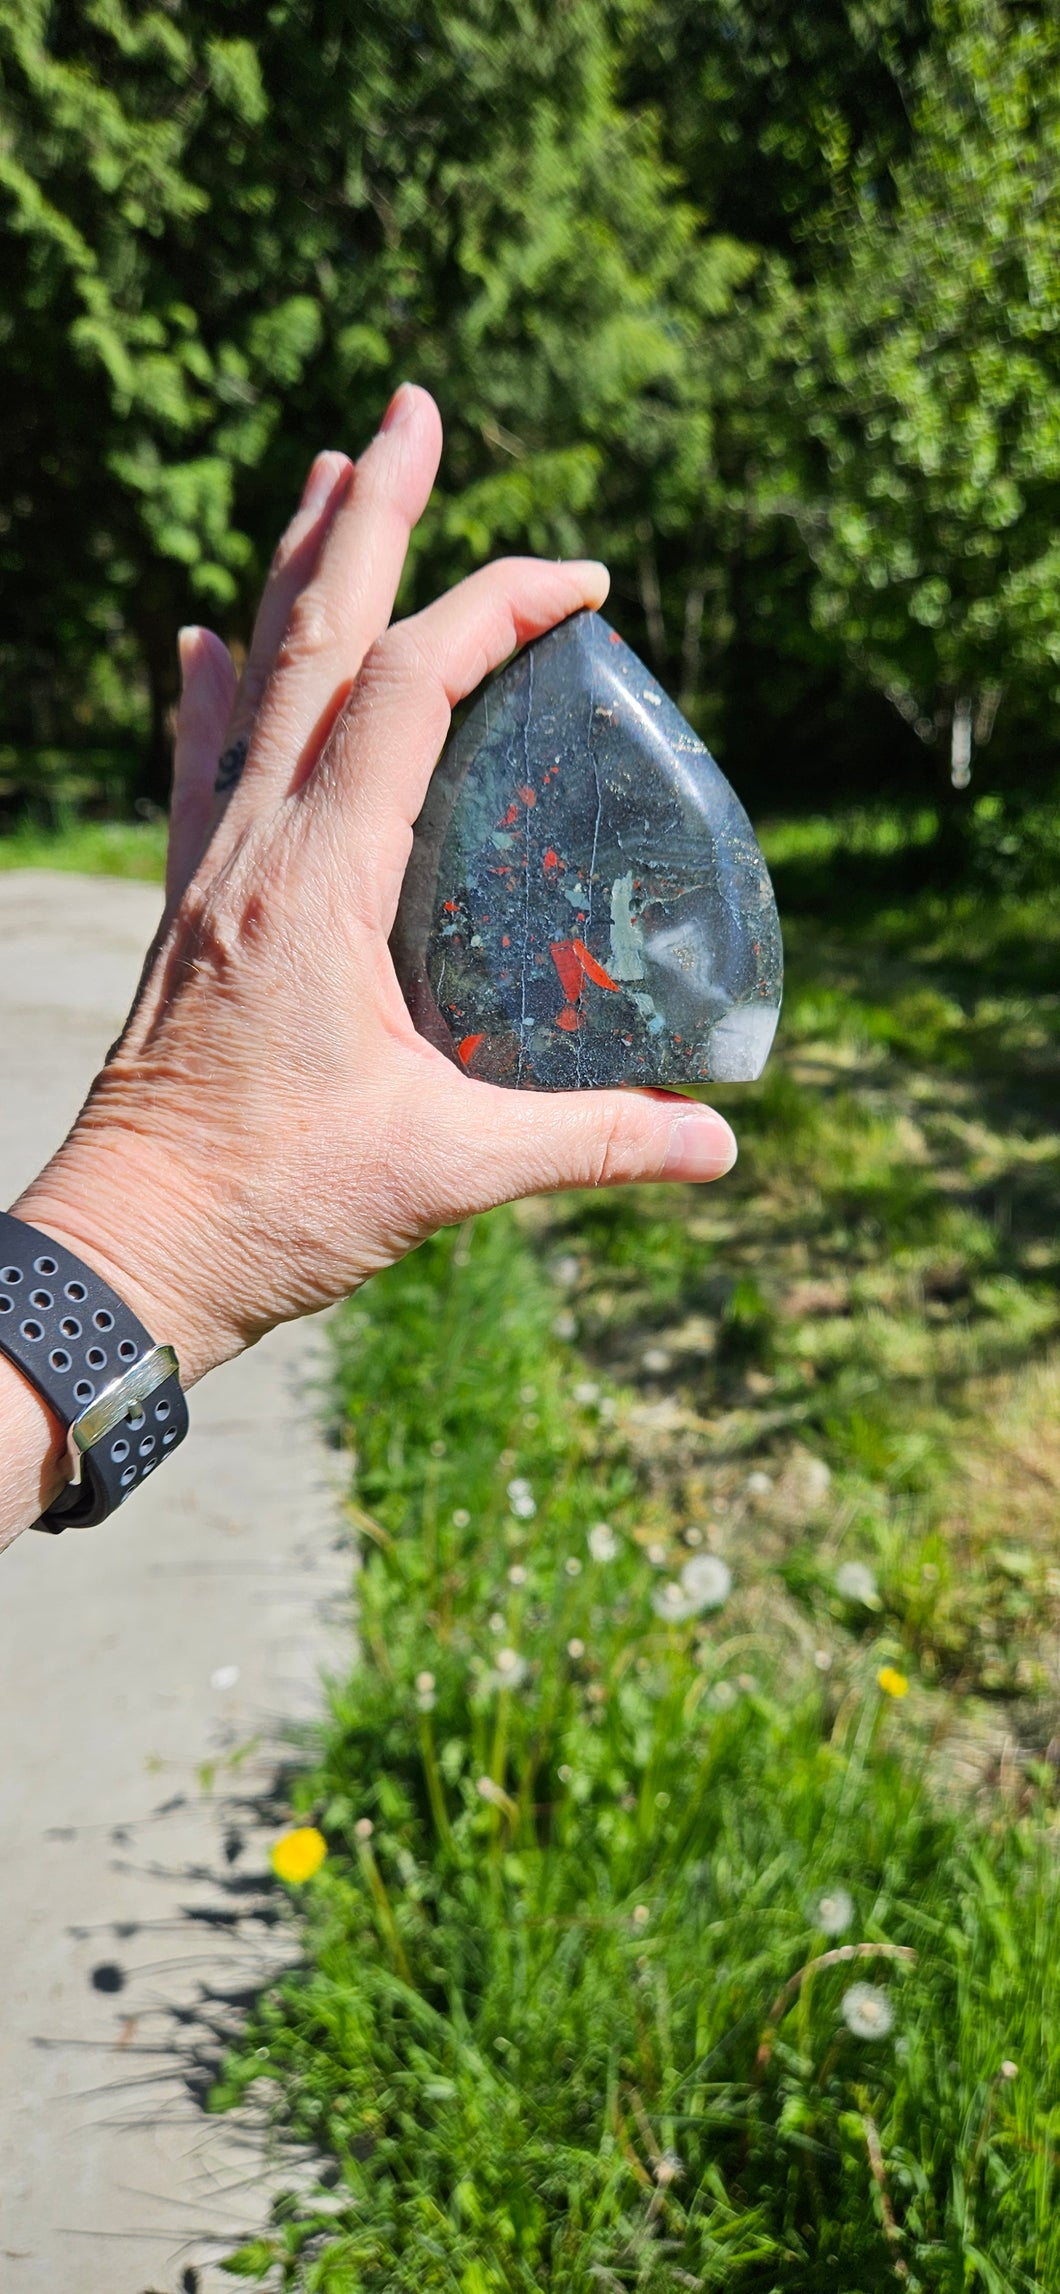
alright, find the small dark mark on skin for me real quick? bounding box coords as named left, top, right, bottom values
left=214, top=735, right=249, bottom=795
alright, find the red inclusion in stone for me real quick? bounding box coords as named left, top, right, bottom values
left=571, top=938, right=619, bottom=991
left=550, top=940, right=584, bottom=1003
left=555, top=1005, right=581, bottom=1032
left=458, top=1033, right=485, bottom=1066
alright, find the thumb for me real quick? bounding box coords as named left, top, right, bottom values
left=166, top=625, right=238, bottom=909
left=421, top=1073, right=738, bottom=1218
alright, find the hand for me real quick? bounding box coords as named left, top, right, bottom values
left=15, top=385, right=737, bottom=1395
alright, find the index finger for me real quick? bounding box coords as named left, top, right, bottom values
left=230, top=384, right=443, bottom=809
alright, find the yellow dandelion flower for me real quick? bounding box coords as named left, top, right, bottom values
left=271, top=1825, right=328, bottom=1884
left=877, top=1665, right=909, bottom=1699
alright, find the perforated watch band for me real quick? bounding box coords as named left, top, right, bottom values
left=0, top=1211, right=189, bottom=1533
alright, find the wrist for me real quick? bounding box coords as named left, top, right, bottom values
left=12, top=1125, right=244, bottom=1391
left=0, top=1353, right=67, bottom=1552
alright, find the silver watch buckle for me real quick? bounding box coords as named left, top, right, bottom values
left=65, top=1344, right=181, bottom=1486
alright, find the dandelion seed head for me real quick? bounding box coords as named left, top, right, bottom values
left=588, top=1521, right=618, bottom=1562
left=573, top=1380, right=599, bottom=1406
left=508, top=1564, right=527, bottom=1586
left=354, top=1817, right=375, bottom=1842
left=684, top=1526, right=704, bottom=1547
left=652, top=1580, right=695, bottom=1623
left=488, top=1646, right=528, bottom=1692
left=812, top=1886, right=854, bottom=1936
left=1000, top=2059, right=1018, bottom=2080
left=642, top=1347, right=671, bottom=1375
left=647, top=1541, right=668, bottom=1566
left=746, top=1470, right=773, bottom=1498
left=711, top=1678, right=736, bottom=1709
left=558, top=1763, right=573, bottom=1783
left=567, top=1637, right=586, bottom=1659
left=551, top=1254, right=580, bottom=1288
left=632, top=1904, right=651, bottom=1928
left=565, top=1556, right=582, bottom=1577
left=841, top=1982, right=894, bottom=2039
left=452, top=1507, right=470, bottom=1529
left=814, top=1648, right=833, bottom=1670
left=430, top=1439, right=446, bottom=1457
left=519, top=1384, right=537, bottom=1405
left=680, top=1554, right=732, bottom=1611
left=836, top=1560, right=880, bottom=1607
left=415, top=1671, right=435, bottom=1695
left=489, top=1612, right=505, bottom=1634
left=552, top=1309, right=578, bottom=1341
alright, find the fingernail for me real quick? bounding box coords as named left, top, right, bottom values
left=662, top=1107, right=738, bottom=1182
left=177, top=626, right=201, bottom=684
left=299, top=450, right=348, bottom=517
left=566, top=557, right=610, bottom=603
left=379, top=381, right=415, bottom=433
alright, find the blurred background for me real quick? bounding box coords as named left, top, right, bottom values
left=6, top=6, right=1060, bottom=2286
left=2, top=0, right=1058, bottom=833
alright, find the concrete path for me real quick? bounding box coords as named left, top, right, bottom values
left=0, top=873, right=352, bottom=2292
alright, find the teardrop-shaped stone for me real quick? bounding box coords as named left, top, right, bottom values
left=391, top=609, right=782, bottom=1089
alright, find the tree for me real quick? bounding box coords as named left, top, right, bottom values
left=793, top=0, right=1060, bottom=786
left=0, top=2, right=274, bottom=788
left=0, top=0, right=751, bottom=800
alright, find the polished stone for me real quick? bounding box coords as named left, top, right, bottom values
left=391, top=609, right=782, bottom=1089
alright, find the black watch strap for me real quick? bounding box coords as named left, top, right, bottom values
left=0, top=1210, right=188, bottom=1534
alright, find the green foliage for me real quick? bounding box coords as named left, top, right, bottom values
left=796, top=0, right=1060, bottom=764
left=0, top=0, right=752, bottom=799
left=11, top=0, right=1060, bottom=810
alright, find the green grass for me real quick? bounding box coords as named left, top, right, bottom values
left=0, top=813, right=166, bottom=879
left=211, top=1213, right=1060, bottom=2291
left=209, top=823, right=1060, bottom=2294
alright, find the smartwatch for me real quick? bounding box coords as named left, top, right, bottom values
left=0, top=1210, right=189, bottom=1533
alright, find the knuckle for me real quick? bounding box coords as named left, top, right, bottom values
left=278, top=588, right=344, bottom=667
left=588, top=1105, right=638, bottom=1190
left=269, top=528, right=300, bottom=582
left=373, top=623, right=435, bottom=688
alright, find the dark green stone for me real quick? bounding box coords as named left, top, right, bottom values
left=392, top=609, right=782, bottom=1089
